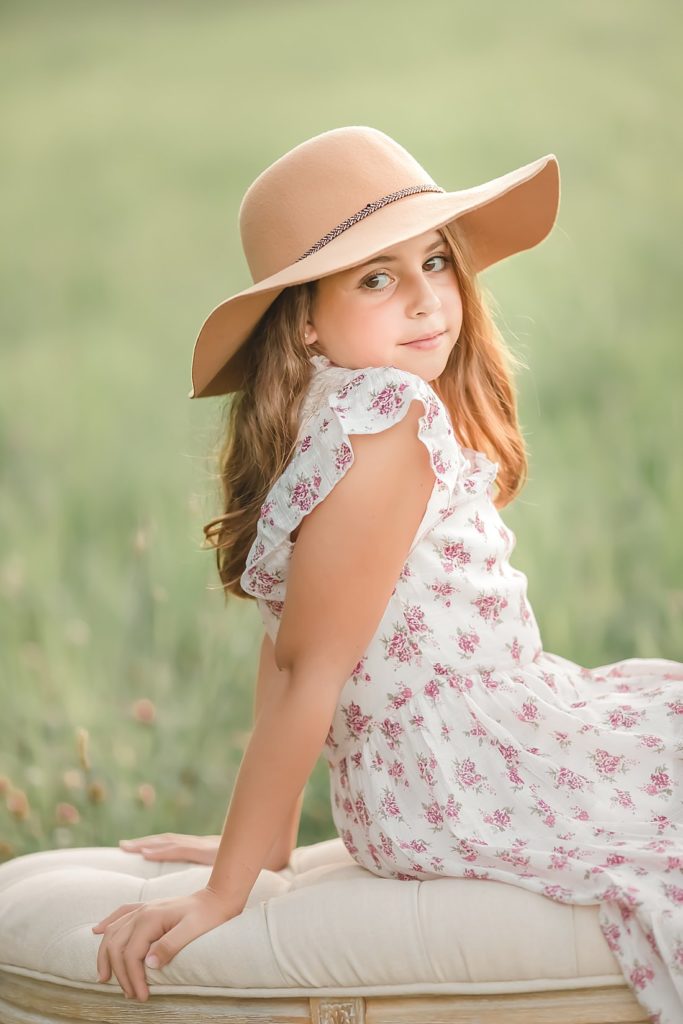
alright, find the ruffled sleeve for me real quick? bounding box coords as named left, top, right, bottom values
left=239, top=363, right=469, bottom=629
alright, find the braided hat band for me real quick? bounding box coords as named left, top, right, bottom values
left=296, top=184, right=445, bottom=262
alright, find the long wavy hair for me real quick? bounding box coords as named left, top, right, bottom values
left=202, top=220, right=530, bottom=602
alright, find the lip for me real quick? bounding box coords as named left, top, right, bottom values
left=402, top=330, right=446, bottom=349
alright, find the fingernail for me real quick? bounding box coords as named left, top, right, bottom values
left=145, top=954, right=159, bottom=968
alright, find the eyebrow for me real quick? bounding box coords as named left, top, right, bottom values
left=353, top=235, right=446, bottom=270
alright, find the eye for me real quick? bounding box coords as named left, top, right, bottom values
left=360, top=254, right=452, bottom=292
left=426, top=254, right=451, bottom=271
left=361, top=271, right=392, bottom=291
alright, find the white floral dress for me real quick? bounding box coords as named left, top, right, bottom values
left=241, top=352, right=683, bottom=1022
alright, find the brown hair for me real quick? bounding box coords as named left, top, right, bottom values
left=202, top=221, right=530, bottom=602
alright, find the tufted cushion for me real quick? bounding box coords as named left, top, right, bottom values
left=0, top=837, right=635, bottom=1003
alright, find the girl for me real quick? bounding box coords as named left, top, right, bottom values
left=93, top=126, right=683, bottom=1021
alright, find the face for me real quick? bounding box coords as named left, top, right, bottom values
left=303, top=227, right=462, bottom=382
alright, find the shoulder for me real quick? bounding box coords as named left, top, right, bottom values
left=325, top=363, right=441, bottom=434
left=240, top=363, right=463, bottom=604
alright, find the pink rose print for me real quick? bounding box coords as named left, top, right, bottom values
left=629, top=961, right=655, bottom=991
left=423, top=678, right=442, bottom=703
left=404, top=604, right=431, bottom=635
left=473, top=591, right=509, bottom=625
left=445, top=795, right=462, bottom=821
left=379, top=832, right=395, bottom=859
left=454, top=627, right=481, bottom=658
left=387, top=759, right=409, bottom=787
left=516, top=699, right=540, bottom=725
left=641, top=766, right=673, bottom=798
left=610, top=789, right=636, bottom=811
left=288, top=469, right=322, bottom=512
left=552, top=766, right=591, bottom=792
left=354, top=793, right=372, bottom=827
left=422, top=799, right=446, bottom=831
left=342, top=700, right=373, bottom=738
left=640, top=734, right=665, bottom=751
left=386, top=684, right=413, bottom=710
left=451, top=756, right=490, bottom=795
left=483, top=806, right=513, bottom=832
left=245, top=564, right=283, bottom=598
left=590, top=748, right=626, bottom=778
left=437, top=538, right=472, bottom=574
left=430, top=578, right=461, bottom=609
left=416, top=752, right=438, bottom=787
left=379, top=717, right=405, bottom=751
left=383, top=625, right=422, bottom=665
left=607, top=704, right=643, bottom=729
left=379, top=787, right=404, bottom=822
left=601, top=922, right=622, bottom=954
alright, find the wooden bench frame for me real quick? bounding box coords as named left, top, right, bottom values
left=0, top=970, right=648, bottom=1023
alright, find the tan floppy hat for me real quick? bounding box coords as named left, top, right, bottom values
left=189, top=126, right=560, bottom=398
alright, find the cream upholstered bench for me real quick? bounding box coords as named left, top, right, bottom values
left=0, top=836, right=646, bottom=1023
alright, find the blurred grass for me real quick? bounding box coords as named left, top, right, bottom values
left=1, top=0, right=681, bottom=859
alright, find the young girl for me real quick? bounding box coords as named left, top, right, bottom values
left=93, top=126, right=683, bottom=1021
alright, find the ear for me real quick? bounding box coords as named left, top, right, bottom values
left=304, top=322, right=319, bottom=347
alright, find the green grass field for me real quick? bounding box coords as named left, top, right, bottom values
left=1, top=0, right=681, bottom=859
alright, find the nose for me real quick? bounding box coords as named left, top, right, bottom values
left=404, top=268, right=442, bottom=317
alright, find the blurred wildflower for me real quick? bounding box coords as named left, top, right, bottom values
left=113, top=741, right=137, bottom=767
left=1, top=554, right=24, bottom=597
left=25, top=765, right=44, bottom=788
left=179, top=766, right=199, bottom=787
left=152, top=584, right=168, bottom=603
left=20, top=641, right=47, bottom=673
left=173, top=787, right=192, bottom=811
left=0, top=840, right=15, bottom=861
left=131, top=698, right=156, bottom=725
left=7, top=788, right=30, bottom=821
left=137, top=783, right=156, bottom=808
left=76, top=727, right=91, bottom=772
left=87, top=780, right=108, bottom=804
left=0, top=775, right=11, bottom=797
left=53, top=827, right=73, bottom=848
left=65, top=619, right=90, bottom=647
left=133, top=526, right=149, bottom=553
left=63, top=769, right=85, bottom=791
left=55, top=802, right=80, bottom=826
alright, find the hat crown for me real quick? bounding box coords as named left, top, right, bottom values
left=238, top=126, right=440, bottom=283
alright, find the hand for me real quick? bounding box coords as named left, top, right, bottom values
left=119, top=832, right=220, bottom=865
left=91, top=887, right=239, bottom=1002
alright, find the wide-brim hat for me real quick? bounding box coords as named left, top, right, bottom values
left=189, top=126, right=560, bottom=398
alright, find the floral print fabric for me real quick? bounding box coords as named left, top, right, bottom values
left=241, top=353, right=683, bottom=1022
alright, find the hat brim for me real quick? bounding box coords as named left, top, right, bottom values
left=189, top=152, right=560, bottom=398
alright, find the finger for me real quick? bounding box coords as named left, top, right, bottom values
left=96, top=913, right=137, bottom=990
left=120, top=836, right=164, bottom=850
left=122, top=913, right=172, bottom=1001
left=95, top=935, right=111, bottom=983
left=140, top=845, right=193, bottom=861
left=92, top=903, right=143, bottom=933
left=123, top=935, right=159, bottom=1001
left=107, top=922, right=137, bottom=1000
left=145, top=915, right=208, bottom=970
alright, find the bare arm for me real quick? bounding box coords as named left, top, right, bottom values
left=255, top=631, right=305, bottom=871
left=205, top=402, right=436, bottom=914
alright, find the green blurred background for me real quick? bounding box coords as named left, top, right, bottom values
left=1, top=0, right=681, bottom=859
